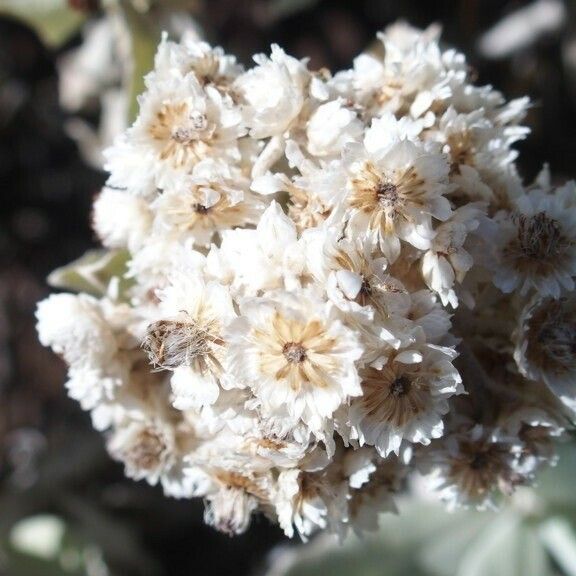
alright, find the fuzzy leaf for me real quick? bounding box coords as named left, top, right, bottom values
left=539, top=517, right=576, bottom=576
left=455, top=513, right=552, bottom=576
left=48, top=249, right=132, bottom=298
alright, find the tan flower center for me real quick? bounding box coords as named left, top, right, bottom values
left=149, top=104, right=213, bottom=167
left=350, top=162, right=398, bottom=214
left=126, top=428, right=168, bottom=471
left=360, top=366, right=429, bottom=428
left=446, top=130, right=475, bottom=173
left=255, top=313, right=338, bottom=392
left=349, top=162, right=425, bottom=236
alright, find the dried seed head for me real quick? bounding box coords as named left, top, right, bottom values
left=143, top=319, right=212, bottom=370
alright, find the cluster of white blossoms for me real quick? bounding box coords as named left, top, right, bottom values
left=37, top=23, right=576, bottom=538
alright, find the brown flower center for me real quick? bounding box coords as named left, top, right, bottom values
left=192, top=203, right=211, bottom=214
left=390, top=376, right=411, bottom=397
left=448, top=439, right=513, bottom=500
left=283, top=342, right=307, bottom=364
left=355, top=277, right=373, bottom=306
left=469, top=451, right=490, bottom=470
left=517, top=212, right=564, bottom=260
left=377, top=181, right=399, bottom=209
left=538, top=321, right=576, bottom=364
left=360, top=367, right=428, bottom=427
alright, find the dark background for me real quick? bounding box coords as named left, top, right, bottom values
left=0, top=1, right=575, bottom=574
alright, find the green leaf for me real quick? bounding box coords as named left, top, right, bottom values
left=264, top=497, right=565, bottom=576
left=419, top=509, right=496, bottom=576
left=0, top=0, right=85, bottom=47
left=48, top=249, right=133, bottom=298
left=456, top=512, right=552, bottom=576
left=539, top=517, right=576, bottom=576
left=537, top=443, right=576, bottom=509
left=265, top=501, right=473, bottom=576
left=119, top=0, right=160, bottom=123
left=274, top=535, right=428, bottom=576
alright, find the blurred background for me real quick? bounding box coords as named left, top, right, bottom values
left=1, top=1, right=576, bottom=575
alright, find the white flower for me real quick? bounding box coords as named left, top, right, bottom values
left=306, top=99, right=363, bottom=157
left=274, top=468, right=327, bottom=539
left=235, top=44, right=310, bottom=138
left=502, top=407, right=563, bottom=477
left=184, top=439, right=276, bottom=535
left=227, top=292, right=363, bottom=434
left=36, top=294, right=118, bottom=368
left=107, top=401, right=200, bottom=498
left=113, top=74, right=244, bottom=191
left=304, top=227, right=410, bottom=323
left=347, top=454, right=407, bottom=537
left=126, top=236, right=195, bottom=297
left=421, top=203, right=485, bottom=307
left=93, top=188, right=153, bottom=252
left=422, top=423, right=519, bottom=510
left=252, top=140, right=338, bottom=231
left=514, top=294, right=576, bottom=412
left=143, top=272, right=236, bottom=410
left=274, top=444, right=389, bottom=540
left=65, top=365, right=126, bottom=412
left=349, top=344, right=462, bottom=456
left=334, top=23, right=448, bottom=118
left=203, top=479, right=261, bottom=536
left=408, top=289, right=452, bottom=343
left=153, top=34, right=243, bottom=90
left=108, top=416, right=176, bottom=485
left=493, top=188, right=576, bottom=298
left=340, top=116, right=451, bottom=261
left=435, top=107, right=519, bottom=177
left=152, top=159, right=265, bottom=248
left=214, top=201, right=304, bottom=295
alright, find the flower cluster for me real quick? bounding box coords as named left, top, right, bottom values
left=37, top=24, right=574, bottom=538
